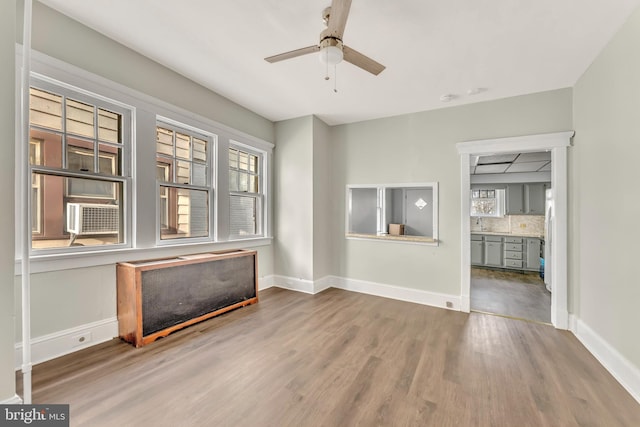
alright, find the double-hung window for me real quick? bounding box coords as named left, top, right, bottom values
left=156, top=122, right=213, bottom=240
left=228, top=144, right=263, bottom=238
left=28, top=80, right=130, bottom=250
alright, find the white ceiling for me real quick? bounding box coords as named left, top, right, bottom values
left=40, top=0, right=640, bottom=126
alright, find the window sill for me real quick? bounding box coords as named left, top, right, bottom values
left=346, top=233, right=439, bottom=246
left=15, top=237, right=273, bottom=274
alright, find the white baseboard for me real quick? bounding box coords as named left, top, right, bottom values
left=460, top=295, right=471, bottom=313
left=270, top=274, right=461, bottom=311
left=332, top=276, right=462, bottom=311
left=571, top=315, right=640, bottom=404
left=258, top=275, right=275, bottom=291
left=313, top=276, right=333, bottom=294
left=568, top=313, right=578, bottom=333
left=0, top=394, right=23, bottom=404
left=271, top=275, right=315, bottom=294
left=14, top=317, right=118, bottom=370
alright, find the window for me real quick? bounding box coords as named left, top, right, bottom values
left=30, top=139, right=43, bottom=234
left=470, top=189, right=505, bottom=217
left=28, top=83, right=130, bottom=250
left=156, top=123, right=213, bottom=240
left=229, top=145, right=263, bottom=238
left=346, top=183, right=439, bottom=244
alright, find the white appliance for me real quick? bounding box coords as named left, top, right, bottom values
left=66, top=203, right=119, bottom=235
left=544, top=189, right=553, bottom=292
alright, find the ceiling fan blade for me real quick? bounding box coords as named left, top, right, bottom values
left=265, top=45, right=320, bottom=63
left=327, top=0, right=352, bottom=39
left=343, top=45, right=385, bottom=75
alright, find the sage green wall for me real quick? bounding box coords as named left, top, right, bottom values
left=0, top=0, right=16, bottom=403
left=573, top=6, right=640, bottom=368
left=274, top=117, right=314, bottom=280
left=312, top=117, right=334, bottom=280
left=14, top=266, right=116, bottom=341
left=331, top=89, right=572, bottom=294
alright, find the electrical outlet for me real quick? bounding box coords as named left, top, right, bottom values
left=71, top=332, right=92, bottom=348
left=446, top=301, right=453, bottom=308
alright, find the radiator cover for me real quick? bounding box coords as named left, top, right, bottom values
left=117, top=250, right=258, bottom=347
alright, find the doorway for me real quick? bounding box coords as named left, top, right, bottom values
left=457, top=131, right=573, bottom=329
left=468, top=152, right=551, bottom=323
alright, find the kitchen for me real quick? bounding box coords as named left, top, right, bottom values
left=469, top=152, right=552, bottom=323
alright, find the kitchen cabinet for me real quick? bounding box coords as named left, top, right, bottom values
left=484, top=236, right=503, bottom=267
left=471, top=235, right=484, bottom=265
left=525, top=184, right=545, bottom=214
left=506, top=183, right=545, bottom=215
left=472, top=234, right=542, bottom=272
left=525, top=238, right=541, bottom=270
left=503, top=237, right=523, bottom=269
left=506, top=184, right=525, bottom=214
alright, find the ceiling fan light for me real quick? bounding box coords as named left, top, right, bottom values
left=319, top=45, right=343, bottom=66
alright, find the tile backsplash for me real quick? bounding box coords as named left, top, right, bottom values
left=470, top=215, right=544, bottom=236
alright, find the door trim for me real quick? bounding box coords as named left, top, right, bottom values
left=457, top=131, right=574, bottom=329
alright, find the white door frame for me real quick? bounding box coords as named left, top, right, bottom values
left=456, top=131, right=574, bottom=329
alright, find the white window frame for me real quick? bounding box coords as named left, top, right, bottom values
left=27, top=75, right=132, bottom=255
left=228, top=141, right=266, bottom=240
left=16, top=50, right=273, bottom=273
left=29, top=139, right=42, bottom=235
left=155, top=119, right=215, bottom=244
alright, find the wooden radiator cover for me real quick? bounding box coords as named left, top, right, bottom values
left=117, top=249, right=258, bottom=347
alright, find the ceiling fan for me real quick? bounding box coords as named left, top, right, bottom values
left=264, top=0, right=385, bottom=76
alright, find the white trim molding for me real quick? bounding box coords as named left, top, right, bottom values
left=0, top=395, right=23, bottom=404
left=332, top=276, right=461, bottom=310
left=14, top=317, right=118, bottom=369
left=258, top=275, right=275, bottom=291
left=571, top=315, right=640, bottom=404
left=457, top=131, right=574, bottom=329
left=271, top=275, right=316, bottom=294
left=269, top=275, right=461, bottom=311
left=313, top=276, right=334, bottom=294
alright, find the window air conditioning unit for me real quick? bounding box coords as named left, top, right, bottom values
left=67, top=203, right=119, bottom=237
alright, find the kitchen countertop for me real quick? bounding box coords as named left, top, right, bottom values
left=471, top=231, right=544, bottom=239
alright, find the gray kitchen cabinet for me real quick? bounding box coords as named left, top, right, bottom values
left=506, top=183, right=546, bottom=215
left=484, top=237, right=503, bottom=267
left=506, top=184, right=525, bottom=214
left=472, top=233, right=541, bottom=272
left=504, top=237, right=524, bottom=269
left=526, top=238, right=541, bottom=270
left=525, top=184, right=545, bottom=215
left=471, top=238, right=484, bottom=265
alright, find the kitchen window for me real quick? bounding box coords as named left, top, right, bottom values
left=28, top=82, right=130, bottom=251
left=470, top=188, right=505, bottom=217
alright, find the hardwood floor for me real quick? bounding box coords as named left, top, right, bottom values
left=18, top=288, right=640, bottom=426
left=471, top=267, right=551, bottom=323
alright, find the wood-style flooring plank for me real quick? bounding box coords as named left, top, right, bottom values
left=17, top=287, right=640, bottom=427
